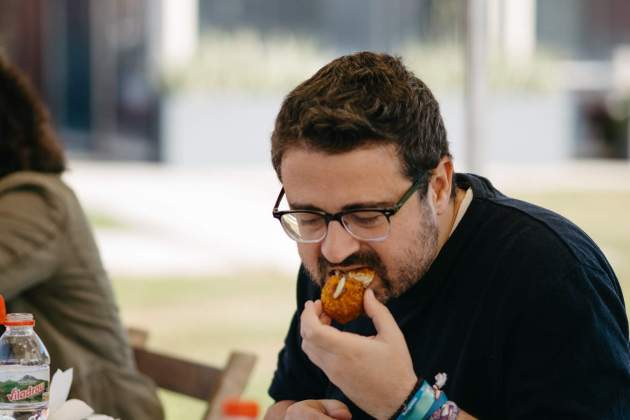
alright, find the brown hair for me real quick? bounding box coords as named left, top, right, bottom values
left=0, top=55, right=66, bottom=177
left=271, top=51, right=450, bottom=196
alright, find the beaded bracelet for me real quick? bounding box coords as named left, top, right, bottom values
left=429, top=401, right=460, bottom=420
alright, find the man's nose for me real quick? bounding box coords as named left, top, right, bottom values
left=320, top=220, right=361, bottom=264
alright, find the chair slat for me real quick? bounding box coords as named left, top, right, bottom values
left=127, top=327, right=257, bottom=420
left=126, top=327, right=149, bottom=348
left=204, top=351, right=258, bottom=420
left=133, top=347, right=223, bottom=400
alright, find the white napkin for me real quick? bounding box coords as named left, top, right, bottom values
left=47, top=369, right=115, bottom=420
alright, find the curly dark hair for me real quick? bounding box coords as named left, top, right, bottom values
left=0, top=54, right=65, bottom=177
left=271, top=51, right=451, bottom=197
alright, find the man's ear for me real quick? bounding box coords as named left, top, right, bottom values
left=430, top=156, right=454, bottom=216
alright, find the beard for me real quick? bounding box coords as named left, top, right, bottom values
left=305, top=195, right=439, bottom=303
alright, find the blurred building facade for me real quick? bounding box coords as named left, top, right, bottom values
left=0, top=0, right=161, bottom=161
left=0, top=0, right=629, bottom=163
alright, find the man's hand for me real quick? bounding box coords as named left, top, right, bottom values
left=267, top=399, right=352, bottom=420
left=300, top=289, right=417, bottom=419
left=286, top=400, right=352, bottom=419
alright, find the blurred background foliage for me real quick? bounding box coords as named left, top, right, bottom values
left=163, top=32, right=560, bottom=94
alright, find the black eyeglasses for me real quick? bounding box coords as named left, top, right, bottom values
left=272, top=178, right=423, bottom=243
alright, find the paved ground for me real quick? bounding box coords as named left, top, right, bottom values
left=62, top=159, right=630, bottom=277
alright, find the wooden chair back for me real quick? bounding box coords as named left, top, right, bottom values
left=127, top=327, right=257, bottom=420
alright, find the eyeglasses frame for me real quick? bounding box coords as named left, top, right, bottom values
left=271, top=177, right=423, bottom=243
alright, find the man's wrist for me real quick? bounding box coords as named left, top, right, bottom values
left=389, top=373, right=454, bottom=420
left=384, top=374, right=419, bottom=420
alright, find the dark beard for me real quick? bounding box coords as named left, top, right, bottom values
left=390, top=210, right=438, bottom=300
left=306, top=197, right=439, bottom=303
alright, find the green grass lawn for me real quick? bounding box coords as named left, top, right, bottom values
left=111, top=190, right=630, bottom=419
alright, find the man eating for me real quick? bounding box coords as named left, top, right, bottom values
left=265, top=51, right=630, bottom=419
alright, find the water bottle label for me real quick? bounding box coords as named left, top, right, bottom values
left=0, top=366, right=49, bottom=405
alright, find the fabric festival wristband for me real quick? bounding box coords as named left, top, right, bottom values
left=397, top=380, right=448, bottom=420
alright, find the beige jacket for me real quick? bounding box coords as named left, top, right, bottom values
left=0, top=171, right=164, bottom=420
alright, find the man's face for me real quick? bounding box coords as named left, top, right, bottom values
left=280, top=144, right=440, bottom=302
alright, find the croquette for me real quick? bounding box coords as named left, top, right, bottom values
left=321, top=268, right=374, bottom=324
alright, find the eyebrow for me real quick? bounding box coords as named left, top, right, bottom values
left=288, top=200, right=394, bottom=211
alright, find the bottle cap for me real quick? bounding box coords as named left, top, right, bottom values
left=222, top=398, right=259, bottom=417
left=3, top=313, right=35, bottom=327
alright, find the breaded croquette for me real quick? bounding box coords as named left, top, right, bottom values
left=321, top=268, right=375, bottom=324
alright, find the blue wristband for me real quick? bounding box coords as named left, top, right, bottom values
left=397, top=380, right=448, bottom=420
left=424, top=391, right=448, bottom=420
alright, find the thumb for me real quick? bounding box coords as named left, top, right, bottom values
left=320, top=399, right=352, bottom=419
left=364, top=288, right=400, bottom=340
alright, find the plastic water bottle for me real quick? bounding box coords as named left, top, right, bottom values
left=0, top=310, right=51, bottom=420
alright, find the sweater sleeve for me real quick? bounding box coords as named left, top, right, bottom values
left=0, top=186, right=64, bottom=299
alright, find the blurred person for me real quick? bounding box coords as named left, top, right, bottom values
left=265, top=52, right=630, bottom=419
left=0, top=55, right=164, bottom=419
